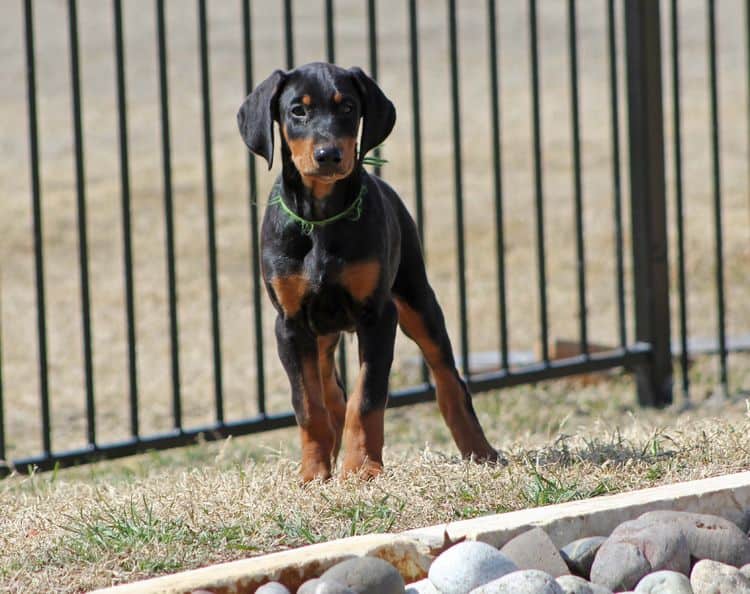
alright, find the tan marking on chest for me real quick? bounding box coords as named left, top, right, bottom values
left=271, top=274, right=309, bottom=317
left=339, top=260, right=381, bottom=302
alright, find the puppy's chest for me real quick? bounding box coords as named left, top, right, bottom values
left=268, top=247, right=381, bottom=321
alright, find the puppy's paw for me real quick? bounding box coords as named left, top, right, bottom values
left=341, top=455, right=383, bottom=480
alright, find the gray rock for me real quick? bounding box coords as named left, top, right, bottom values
left=320, top=557, right=404, bottom=594
left=297, top=578, right=356, bottom=594
left=501, top=527, right=570, bottom=577
left=428, top=541, right=518, bottom=594
left=405, top=579, right=438, bottom=594
left=555, top=575, right=613, bottom=594
left=560, top=537, right=607, bottom=578
left=589, top=519, right=690, bottom=591
left=634, top=570, right=693, bottom=594
left=255, top=582, right=291, bottom=594
left=690, top=559, right=750, bottom=594
left=468, top=569, right=564, bottom=594
left=638, top=510, right=750, bottom=567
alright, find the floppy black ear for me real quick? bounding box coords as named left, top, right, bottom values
left=237, top=69, right=287, bottom=169
left=349, top=67, right=396, bottom=160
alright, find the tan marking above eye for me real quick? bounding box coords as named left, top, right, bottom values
left=302, top=94, right=312, bottom=106
left=333, top=92, right=343, bottom=104
left=339, top=260, right=381, bottom=302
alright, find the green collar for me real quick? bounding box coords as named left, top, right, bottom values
left=269, top=184, right=367, bottom=235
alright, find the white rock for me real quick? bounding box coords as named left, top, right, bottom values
left=469, top=569, right=564, bottom=594
left=740, top=563, right=750, bottom=580
left=405, top=578, right=439, bottom=594
left=428, top=541, right=518, bottom=594
left=690, top=559, right=750, bottom=594
left=634, top=570, right=692, bottom=594
left=556, top=574, right=612, bottom=594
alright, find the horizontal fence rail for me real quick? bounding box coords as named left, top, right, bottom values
left=1, top=0, right=747, bottom=476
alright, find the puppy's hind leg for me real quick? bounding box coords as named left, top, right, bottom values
left=393, top=240, right=499, bottom=462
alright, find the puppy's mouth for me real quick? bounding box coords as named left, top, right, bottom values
left=301, top=165, right=351, bottom=180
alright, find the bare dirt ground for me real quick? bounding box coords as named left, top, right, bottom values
left=1, top=1, right=748, bottom=460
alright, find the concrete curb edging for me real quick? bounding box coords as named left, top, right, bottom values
left=91, top=471, right=750, bottom=594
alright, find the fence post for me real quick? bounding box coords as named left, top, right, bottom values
left=624, top=0, right=673, bottom=407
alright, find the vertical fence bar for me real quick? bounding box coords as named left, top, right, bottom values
left=567, top=0, right=588, bottom=356
left=325, top=0, right=348, bottom=390
left=408, top=0, right=424, bottom=246
left=113, top=0, right=139, bottom=438
left=447, top=0, right=470, bottom=377
left=529, top=0, right=549, bottom=363
left=242, top=0, right=267, bottom=415
left=487, top=0, right=509, bottom=371
left=706, top=0, right=729, bottom=396
left=68, top=0, right=97, bottom=447
left=408, top=0, right=429, bottom=384
left=284, top=0, right=294, bottom=69
left=607, top=0, right=627, bottom=349
left=24, top=0, right=52, bottom=455
left=156, top=0, right=182, bottom=429
left=625, top=0, right=673, bottom=407
left=198, top=0, right=224, bottom=423
left=670, top=0, right=690, bottom=400
left=367, top=0, right=383, bottom=178
left=325, top=0, right=335, bottom=63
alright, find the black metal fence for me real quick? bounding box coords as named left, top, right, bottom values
left=1, top=0, right=747, bottom=475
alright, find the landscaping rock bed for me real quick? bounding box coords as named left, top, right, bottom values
left=256, top=509, right=750, bottom=594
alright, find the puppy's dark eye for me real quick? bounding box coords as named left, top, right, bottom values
left=340, top=102, right=353, bottom=114
left=290, top=105, right=307, bottom=118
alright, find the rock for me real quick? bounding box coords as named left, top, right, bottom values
left=320, top=557, right=404, bottom=594
left=297, top=579, right=322, bottom=594
left=297, top=578, right=356, bottom=594
left=634, top=570, right=692, bottom=594
left=428, top=541, right=518, bottom=594
left=741, top=564, right=750, bottom=579
left=589, top=519, right=690, bottom=591
left=638, top=510, right=750, bottom=567
left=405, top=579, right=438, bottom=594
left=469, top=569, right=564, bottom=593
left=500, top=528, right=570, bottom=577
left=255, top=583, right=291, bottom=594
left=690, top=559, right=750, bottom=594
left=555, top=575, right=613, bottom=594
left=560, top=537, right=607, bottom=578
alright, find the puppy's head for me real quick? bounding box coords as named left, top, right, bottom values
left=237, top=62, right=395, bottom=187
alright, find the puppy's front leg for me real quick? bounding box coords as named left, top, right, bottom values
left=341, top=300, right=398, bottom=479
left=275, top=315, right=335, bottom=482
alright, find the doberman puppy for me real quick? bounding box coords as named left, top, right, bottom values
left=237, top=62, right=498, bottom=481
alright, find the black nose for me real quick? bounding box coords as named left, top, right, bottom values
left=314, top=146, right=342, bottom=164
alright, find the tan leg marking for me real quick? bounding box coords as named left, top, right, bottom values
left=317, top=333, right=346, bottom=462
left=270, top=274, right=309, bottom=318
left=339, top=260, right=381, bottom=302
left=341, top=364, right=385, bottom=479
left=394, top=297, right=497, bottom=461
left=298, top=356, right=336, bottom=482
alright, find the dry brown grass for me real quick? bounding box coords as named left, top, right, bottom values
left=1, top=1, right=748, bottom=461
left=1, top=368, right=749, bottom=593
